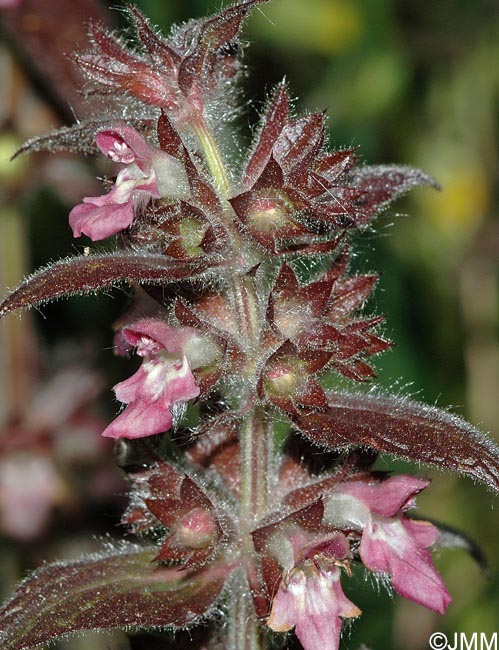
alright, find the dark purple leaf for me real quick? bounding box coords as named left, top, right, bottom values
left=126, top=5, right=182, bottom=72
left=251, top=500, right=325, bottom=553
left=348, top=164, right=439, bottom=224
left=157, top=112, right=184, bottom=158
left=0, top=544, right=229, bottom=650
left=75, top=22, right=178, bottom=110
left=327, top=274, right=378, bottom=320
left=243, top=81, right=289, bottom=189
left=295, top=391, right=499, bottom=493
left=314, top=148, right=357, bottom=183
left=0, top=252, right=219, bottom=317
left=332, top=359, right=377, bottom=381
left=177, top=0, right=269, bottom=99
left=13, top=118, right=156, bottom=158
left=274, top=112, right=325, bottom=175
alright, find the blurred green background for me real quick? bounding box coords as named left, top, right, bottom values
left=0, top=0, right=498, bottom=648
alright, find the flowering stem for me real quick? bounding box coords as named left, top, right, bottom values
left=227, top=262, right=270, bottom=648
left=193, top=118, right=231, bottom=197
left=231, top=275, right=270, bottom=526
left=194, top=115, right=272, bottom=650
left=228, top=568, right=262, bottom=650
left=240, top=408, right=270, bottom=525
left=229, top=408, right=270, bottom=650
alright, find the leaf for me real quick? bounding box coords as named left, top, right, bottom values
left=348, top=164, right=439, bottom=225
left=243, top=81, right=289, bottom=189
left=0, top=543, right=229, bottom=650
left=13, top=118, right=156, bottom=158
left=157, top=112, right=184, bottom=158
left=314, top=148, right=357, bottom=183
left=294, top=391, right=499, bottom=493
left=75, top=22, right=178, bottom=110
left=274, top=112, right=325, bottom=176
left=0, top=252, right=219, bottom=317
left=327, top=275, right=378, bottom=320
left=177, top=0, right=270, bottom=99
left=126, top=5, right=182, bottom=72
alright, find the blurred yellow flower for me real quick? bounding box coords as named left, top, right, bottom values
left=418, top=158, right=489, bottom=240
left=250, top=0, right=363, bottom=55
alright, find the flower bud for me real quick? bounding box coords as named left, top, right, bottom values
left=247, top=193, right=293, bottom=233
left=263, top=356, right=308, bottom=398
left=174, top=507, right=218, bottom=549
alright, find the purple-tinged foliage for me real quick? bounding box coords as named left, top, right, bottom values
left=72, top=0, right=271, bottom=132
left=122, top=461, right=225, bottom=568
left=0, top=544, right=231, bottom=650
left=11, top=118, right=157, bottom=158
left=0, top=252, right=222, bottom=317
left=0, top=1, right=497, bottom=650
left=294, top=390, right=499, bottom=493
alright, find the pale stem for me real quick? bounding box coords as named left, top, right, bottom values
left=228, top=567, right=262, bottom=650
left=193, top=119, right=231, bottom=197
left=228, top=408, right=271, bottom=650
left=193, top=113, right=270, bottom=649
left=230, top=278, right=270, bottom=525
left=233, top=277, right=271, bottom=650
left=240, top=408, right=270, bottom=528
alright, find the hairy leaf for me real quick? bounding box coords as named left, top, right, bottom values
left=275, top=112, right=325, bottom=176
left=0, top=544, right=229, bottom=650
left=294, top=391, right=499, bottom=493
left=12, top=118, right=156, bottom=158
left=76, top=21, right=180, bottom=109
left=177, top=0, right=269, bottom=99
left=243, top=81, right=289, bottom=189
left=0, top=252, right=219, bottom=317
left=126, top=5, right=182, bottom=72
left=347, top=164, right=439, bottom=224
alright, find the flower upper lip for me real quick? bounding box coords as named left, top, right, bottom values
left=69, top=125, right=189, bottom=242
left=101, top=319, right=202, bottom=440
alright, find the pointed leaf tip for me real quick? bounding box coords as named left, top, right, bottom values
left=0, top=252, right=220, bottom=317
left=348, top=164, right=440, bottom=224
left=12, top=119, right=156, bottom=159
left=295, top=391, right=499, bottom=493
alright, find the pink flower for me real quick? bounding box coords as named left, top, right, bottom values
left=69, top=125, right=188, bottom=241
left=324, top=475, right=452, bottom=614
left=102, top=319, right=201, bottom=440
left=268, top=562, right=360, bottom=650
left=252, top=501, right=359, bottom=650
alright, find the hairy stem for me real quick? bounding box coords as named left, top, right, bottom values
left=240, top=408, right=270, bottom=526
left=193, top=118, right=231, bottom=197
left=229, top=408, right=271, bottom=650
left=233, top=269, right=271, bottom=649
left=194, top=110, right=270, bottom=649
left=228, top=568, right=262, bottom=650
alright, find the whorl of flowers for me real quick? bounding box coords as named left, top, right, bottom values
left=0, top=3, right=497, bottom=650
